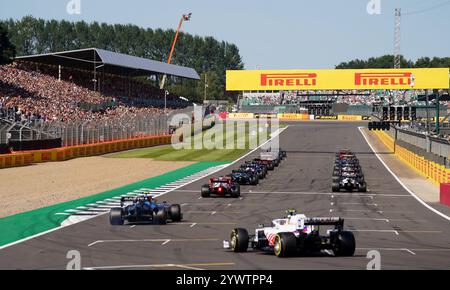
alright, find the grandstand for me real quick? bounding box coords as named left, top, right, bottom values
left=239, top=89, right=449, bottom=117
left=0, top=48, right=200, bottom=152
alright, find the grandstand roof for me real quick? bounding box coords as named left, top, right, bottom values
left=15, top=48, right=200, bottom=80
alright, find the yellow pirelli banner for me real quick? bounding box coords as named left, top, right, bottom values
left=337, top=115, right=362, bottom=121
left=228, top=113, right=254, bottom=119
left=277, top=113, right=310, bottom=120
left=226, top=68, right=449, bottom=90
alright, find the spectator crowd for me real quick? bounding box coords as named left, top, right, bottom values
left=0, top=62, right=192, bottom=126
left=241, top=89, right=450, bottom=107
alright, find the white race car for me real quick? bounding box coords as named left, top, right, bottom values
left=224, top=210, right=356, bottom=257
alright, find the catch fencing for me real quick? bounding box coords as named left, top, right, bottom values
left=1, top=109, right=169, bottom=147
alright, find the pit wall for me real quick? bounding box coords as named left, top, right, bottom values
left=0, top=135, right=171, bottom=169
left=374, top=131, right=449, bottom=186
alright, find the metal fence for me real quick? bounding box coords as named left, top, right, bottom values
left=387, top=127, right=450, bottom=166
left=48, top=112, right=169, bottom=147
left=1, top=109, right=169, bottom=147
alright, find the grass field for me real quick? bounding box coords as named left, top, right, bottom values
left=109, top=122, right=283, bottom=162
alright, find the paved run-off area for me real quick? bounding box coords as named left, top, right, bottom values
left=1, top=122, right=450, bottom=269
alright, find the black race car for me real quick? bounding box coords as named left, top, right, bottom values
left=332, top=171, right=367, bottom=192
left=253, top=158, right=276, bottom=171
left=109, top=195, right=182, bottom=225
left=201, top=177, right=241, bottom=198
left=227, top=169, right=259, bottom=185
left=333, top=165, right=363, bottom=178
left=243, top=161, right=268, bottom=178
left=240, top=163, right=267, bottom=179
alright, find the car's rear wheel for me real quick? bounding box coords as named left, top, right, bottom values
left=231, top=185, right=240, bottom=198
left=109, top=208, right=124, bottom=225
left=201, top=185, right=210, bottom=198
left=230, top=228, right=248, bottom=252
left=274, top=232, right=297, bottom=257
left=332, top=183, right=340, bottom=192
left=153, top=209, right=167, bottom=225
left=332, top=231, right=356, bottom=257
left=169, top=204, right=182, bottom=222
left=359, top=182, right=367, bottom=192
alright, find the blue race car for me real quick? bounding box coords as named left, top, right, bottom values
left=109, top=195, right=182, bottom=225
left=241, top=162, right=267, bottom=179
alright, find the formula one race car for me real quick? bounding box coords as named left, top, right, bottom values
left=227, top=169, right=259, bottom=185
left=240, top=163, right=266, bottom=179
left=201, top=177, right=241, bottom=198
left=333, top=165, right=363, bottom=179
left=332, top=172, right=367, bottom=192
left=335, top=149, right=354, bottom=159
left=253, top=158, right=276, bottom=171
left=335, top=155, right=360, bottom=166
left=224, top=210, right=355, bottom=257
left=109, top=195, right=182, bottom=225
left=243, top=161, right=268, bottom=179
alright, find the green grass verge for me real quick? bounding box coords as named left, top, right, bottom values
left=0, top=161, right=225, bottom=248
left=109, top=122, right=279, bottom=161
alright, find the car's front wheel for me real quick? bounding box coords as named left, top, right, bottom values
left=230, top=228, right=248, bottom=252
left=169, top=204, right=182, bottom=222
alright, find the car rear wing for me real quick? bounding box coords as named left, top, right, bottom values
left=304, top=217, right=344, bottom=227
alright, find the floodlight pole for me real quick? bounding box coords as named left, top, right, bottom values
left=160, top=13, right=192, bottom=90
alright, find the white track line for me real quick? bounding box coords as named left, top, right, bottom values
left=359, top=127, right=450, bottom=222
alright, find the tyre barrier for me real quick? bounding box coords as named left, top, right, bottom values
left=0, top=135, right=171, bottom=169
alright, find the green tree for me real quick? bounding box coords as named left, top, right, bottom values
left=336, top=55, right=448, bottom=69
left=0, top=23, right=15, bottom=64
left=0, top=16, right=245, bottom=101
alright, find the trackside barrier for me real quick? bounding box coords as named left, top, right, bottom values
left=0, top=135, right=171, bottom=169
left=440, top=184, right=450, bottom=207
left=374, top=131, right=449, bottom=186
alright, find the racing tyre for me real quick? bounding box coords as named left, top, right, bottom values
left=251, top=176, right=259, bottom=185
left=230, top=228, right=249, bottom=252
left=153, top=209, right=167, bottom=225
left=274, top=232, right=297, bottom=257
left=332, top=183, right=340, bottom=192
left=359, top=182, right=367, bottom=192
left=231, top=185, right=240, bottom=198
left=169, top=204, right=182, bottom=222
left=332, top=231, right=356, bottom=257
left=332, top=176, right=340, bottom=183
left=109, top=208, right=124, bottom=225
left=201, top=185, right=210, bottom=198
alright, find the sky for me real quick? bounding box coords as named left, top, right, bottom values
left=0, top=0, right=449, bottom=69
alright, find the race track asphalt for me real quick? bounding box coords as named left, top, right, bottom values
left=1, top=121, right=450, bottom=270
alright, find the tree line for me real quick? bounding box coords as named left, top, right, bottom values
left=0, top=16, right=244, bottom=102
left=336, top=55, right=450, bottom=69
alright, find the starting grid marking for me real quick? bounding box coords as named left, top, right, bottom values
left=57, top=164, right=230, bottom=226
